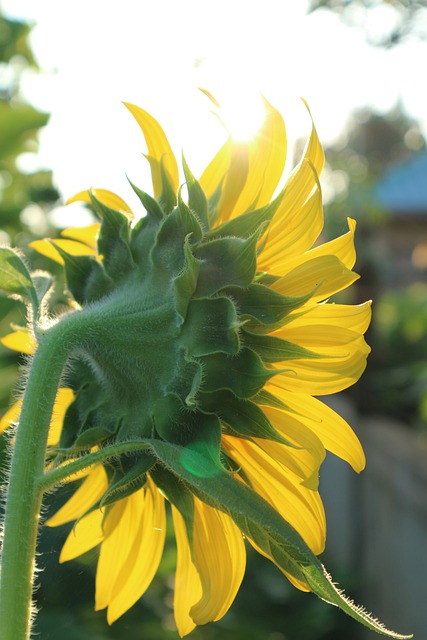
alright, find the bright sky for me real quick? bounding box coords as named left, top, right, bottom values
left=3, top=0, right=426, bottom=224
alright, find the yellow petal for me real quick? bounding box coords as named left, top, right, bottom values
left=172, top=506, right=202, bottom=637
left=230, top=98, right=287, bottom=218
left=106, top=480, right=166, bottom=623
left=258, top=172, right=323, bottom=269
left=265, top=386, right=365, bottom=472
left=61, top=223, right=100, bottom=250
left=285, top=301, right=372, bottom=334
left=190, top=498, right=246, bottom=625
left=124, top=102, right=179, bottom=198
left=270, top=338, right=370, bottom=395
left=0, top=329, right=36, bottom=355
left=301, top=217, right=357, bottom=271
left=199, top=138, right=232, bottom=203
left=67, top=189, right=134, bottom=219
left=301, top=99, right=325, bottom=177
left=261, top=110, right=324, bottom=252
left=260, top=405, right=326, bottom=487
left=47, top=388, right=75, bottom=447
left=59, top=509, right=104, bottom=562
left=45, top=465, right=108, bottom=527
left=95, top=497, right=131, bottom=612
left=1, top=387, right=75, bottom=445
left=29, top=238, right=96, bottom=265
left=271, top=254, right=359, bottom=303
left=222, top=435, right=325, bottom=555
left=0, top=399, right=21, bottom=435
left=215, top=141, right=249, bottom=223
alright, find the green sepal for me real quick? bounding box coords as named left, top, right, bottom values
left=226, top=283, right=313, bottom=326
left=244, top=333, right=321, bottom=363
left=152, top=394, right=224, bottom=476
left=90, top=194, right=135, bottom=281
left=151, top=201, right=202, bottom=273
left=146, top=438, right=412, bottom=640
left=150, top=466, right=195, bottom=546
left=158, top=156, right=177, bottom=214
left=176, top=412, right=224, bottom=479
left=199, top=390, right=295, bottom=446
left=0, top=247, right=38, bottom=315
left=252, top=388, right=293, bottom=412
left=72, top=425, right=117, bottom=450
left=182, top=154, right=209, bottom=232
left=193, top=232, right=260, bottom=297
left=200, top=347, right=277, bottom=398
left=99, top=453, right=155, bottom=507
left=165, top=354, right=203, bottom=409
left=207, top=188, right=285, bottom=241
left=50, top=246, right=112, bottom=305
left=128, top=179, right=165, bottom=221
left=181, top=296, right=239, bottom=357
left=152, top=392, right=188, bottom=443
left=173, top=236, right=200, bottom=321
left=130, top=215, right=160, bottom=264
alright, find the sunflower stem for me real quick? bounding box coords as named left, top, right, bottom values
left=0, top=315, right=80, bottom=640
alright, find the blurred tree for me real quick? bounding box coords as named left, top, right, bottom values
left=0, top=10, right=59, bottom=243
left=307, top=0, right=427, bottom=47
left=0, top=9, right=59, bottom=411
left=320, top=102, right=426, bottom=239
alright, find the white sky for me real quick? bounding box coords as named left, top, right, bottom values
left=3, top=0, right=426, bottom=223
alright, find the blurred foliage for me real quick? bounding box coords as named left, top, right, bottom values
left=320, top=102, right=426, bottom=240
left=0, top=9, right=60, bottom=413
left=360, top=283, right=427, bottom=427
left=307, top=0, right=427, bottom=47
left=318, top=102, right=427, bottom=428
left=0, top=13, right=59, bottom=242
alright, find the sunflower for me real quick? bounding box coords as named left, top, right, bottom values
left=0, top=97, right=391, bottom=637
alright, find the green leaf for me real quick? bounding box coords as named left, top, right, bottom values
left=32, top=271, right=52, bottom=307
left=182, top=155, right=209, bottom=232
left=0, top=247, right=38, bottom=313
left=147, top=438, right=413, bottom=639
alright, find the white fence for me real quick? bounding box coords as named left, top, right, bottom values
left=320, top=396, right=427, bottom=640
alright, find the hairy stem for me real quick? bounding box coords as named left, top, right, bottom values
left=0, top=315, right=80, bottom=640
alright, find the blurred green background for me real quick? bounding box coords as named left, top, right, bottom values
left=1, top=2, right=426, bottom=639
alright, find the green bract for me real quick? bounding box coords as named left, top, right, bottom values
left=57, top=183, right=307, bottom=499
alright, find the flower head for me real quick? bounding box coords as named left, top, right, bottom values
left=1, top=96, right=388, bottom=637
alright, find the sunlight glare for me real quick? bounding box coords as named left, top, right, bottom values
left=209, top=89, right=266, bottom=142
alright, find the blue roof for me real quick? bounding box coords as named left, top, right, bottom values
left=375, top=152, right=427, bottom=214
